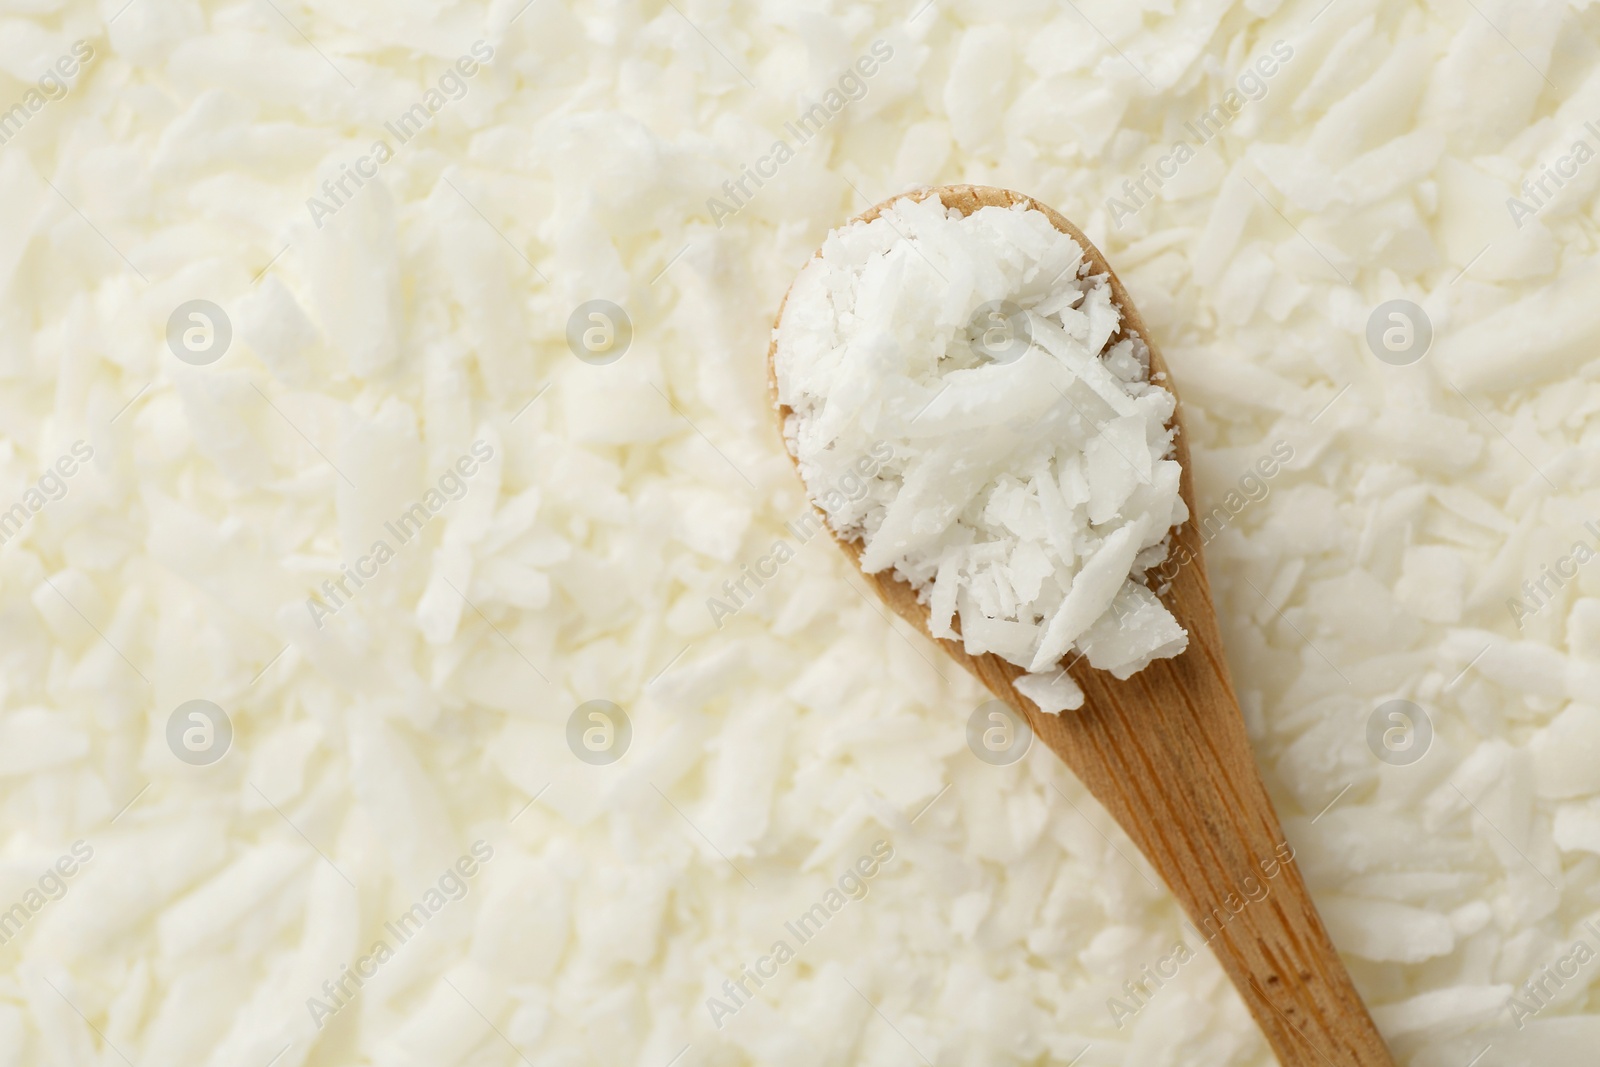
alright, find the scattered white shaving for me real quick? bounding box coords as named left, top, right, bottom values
left=1013, top=669, right=1085, bottom=715
left=774, top=197, right=1190, bottom=710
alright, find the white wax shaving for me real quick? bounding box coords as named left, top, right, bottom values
left=774, top=196, right=1189, bottom=711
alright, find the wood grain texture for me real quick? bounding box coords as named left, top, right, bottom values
left=769, top=185, right=1395, bottom=1067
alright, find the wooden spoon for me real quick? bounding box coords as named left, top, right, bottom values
left=768, top=184, right=1395, bottom=1067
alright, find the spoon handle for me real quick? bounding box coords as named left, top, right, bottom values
left=860, top=541, right=1394, bottom=1064
left=968, top=539, right=1394, bottom=1067
left=1046, top=660, right=1389, bottom=1062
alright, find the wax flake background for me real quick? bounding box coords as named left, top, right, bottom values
left=0, top=1, right=1599, bottom=1065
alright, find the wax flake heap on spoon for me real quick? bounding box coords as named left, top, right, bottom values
left=773, top=195, right=1189, bottom=712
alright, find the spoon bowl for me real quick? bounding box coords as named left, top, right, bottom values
left=769, top=184, right=1395, bottom=1067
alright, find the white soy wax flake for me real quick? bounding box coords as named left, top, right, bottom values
left=773, top=197, right=1189, bottom=711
